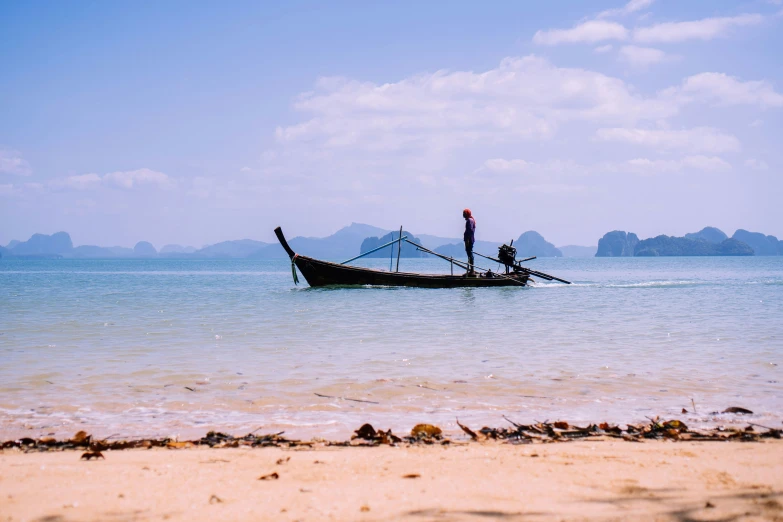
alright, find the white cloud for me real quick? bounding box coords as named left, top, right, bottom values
left=0, top=183, right=17, bottom=196
left=745, top=158, right=769, bottom=170
left=0, top=148, right=31, bottom=176
left=476, top=155, right=730, bottom=183
left=516, top=183, right=587, bottom=194
left=667, top=72, right=783, bottom=108
left=597, top=0, right=655, bottom=19
left=624, top=155, right=732, bottom=173
left=51, top=168, right=173, bottom=191
left=634, top=13, right=764, bottom=43
left=750, top=119, right=764, bottom=127
left=594, top=44, right=614, bottom=53
left=477, top=159, right=530, bottom=173
left=533, top=21, right=628, bottom=45
left=618, top=45, right=669, bottom=67
left=60, top=173, right=102, bottom=190
left=276, top=55, right=680, bottom=159
left=595, top=127, right=741, bottom=153
left=104, top=168, right=173, bottom=189
left=679, top=155, right=733, bottom=171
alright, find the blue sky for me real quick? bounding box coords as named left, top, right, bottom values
left=1, top=0, right=781, bottom=248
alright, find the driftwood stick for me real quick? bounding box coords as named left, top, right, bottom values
left=502, top=415, right=524, bottom=429
left=314, top=392, right=379, bottom=405
left=748, top=422, right=779, bottom=431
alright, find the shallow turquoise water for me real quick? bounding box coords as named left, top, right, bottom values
left=0, top=256, right=781, bottom=439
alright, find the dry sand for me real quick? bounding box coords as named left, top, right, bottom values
left=2, top=441, right=782, bottom=522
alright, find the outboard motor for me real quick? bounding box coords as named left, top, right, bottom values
left=497, top=241, right=517, bottom=273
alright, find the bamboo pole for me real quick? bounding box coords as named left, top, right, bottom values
left=472, top=251, right=571, bottom=284
left=341, top=235, right=408, bottom=265
left=395, top=226, right=402, bottom=272
left=405, top=240, right=526, bottom=286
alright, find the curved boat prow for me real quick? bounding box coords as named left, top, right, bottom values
left=274, top=227, right=296, bottom=259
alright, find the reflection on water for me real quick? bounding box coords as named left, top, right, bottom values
left=0, top=256, right=781, bottom=439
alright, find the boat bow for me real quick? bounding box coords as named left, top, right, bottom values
left=274, top=227, right=296, bottom=259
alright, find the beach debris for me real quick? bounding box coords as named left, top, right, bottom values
left=197, top=430, right=302, bottom=448
left=360, top=505, right=370, bottom=512
left=456, top=419, right=478, bottom=440
left=166, top=441, right=193, bottom=449
left=4, top=414, right=781, bottom=454
left=722, top=407, right=753, bottom=415
left=402, top=473, right=421, bottom=479
left=351, top=424, right=402, bottom=445
left=411, top=424, right=442, bottom=440
left=453, top=415, right=779, bottom=444
left=258, top=472, right=279, bottom=481
left=353, top=424, right=377, bottom=440
left=71, top=431, right=90, bottom=445
left=663, top=420, right=687, bottom=431
left=80, top=451, right=104, bottom=460
left=209, top=494, right=223, bottom=504
left=276, top=457, right=290, bottom=465
left=314, top=392, right=379, bottom=404
left=184, top=386, right=195, bottom=392
left=1, top=429, right=306, bottom=453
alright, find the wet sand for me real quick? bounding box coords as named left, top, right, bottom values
left=2, top=441, right=782, bottom=521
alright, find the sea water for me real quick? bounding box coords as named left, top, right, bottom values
left=0, top=256, right=781, bottom=439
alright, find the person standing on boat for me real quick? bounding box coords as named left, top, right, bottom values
left=463, top=208, right=476, bottom=275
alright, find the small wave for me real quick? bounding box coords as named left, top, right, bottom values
left=606, top=280, right=704, bottom=288
left=533, top=280, right=707, bottom=289
left=532, top=282, right=595, bottom=288
left=746, top=280, right=783, bottom=286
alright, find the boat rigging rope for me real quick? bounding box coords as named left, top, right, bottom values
left=291, top=254, right=300, bottom=285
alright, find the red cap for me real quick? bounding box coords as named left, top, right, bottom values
left=463, top=208, right=472, bottom=218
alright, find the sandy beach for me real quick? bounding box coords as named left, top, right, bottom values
left=2, top=440, right=782, bottom=522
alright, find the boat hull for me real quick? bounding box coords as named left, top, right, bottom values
left=293, top=255, right=529, bottom=288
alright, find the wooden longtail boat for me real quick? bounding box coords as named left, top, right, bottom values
left=275, top=227, right=543, bottom=288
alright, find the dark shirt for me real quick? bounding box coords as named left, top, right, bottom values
left=464, top=217, right=476, bottom=243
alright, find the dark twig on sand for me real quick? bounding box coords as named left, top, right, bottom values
left=314, top=392, right=379, bottom=404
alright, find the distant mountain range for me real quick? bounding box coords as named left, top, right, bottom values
left=0, top=223, right=391, bottom=261
left=2, top=224, right=779, bottom=260
left=596, top=227, right=781, bottom=257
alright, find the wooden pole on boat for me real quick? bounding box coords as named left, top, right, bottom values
left=389, top=230, right=394, bottom=271
left=473, top=251, right=571, bottom=284
left=395, top=226, right=402, bottom=272
left=406, top=240, right=526, bottom=286
left=341, top=235, right=408, bottom=265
